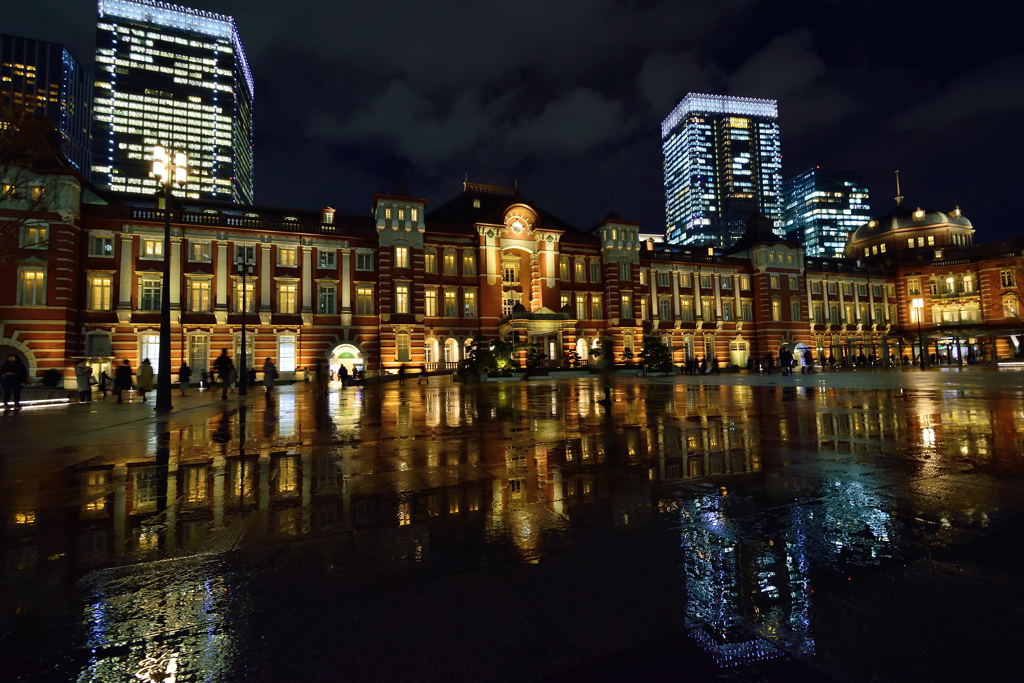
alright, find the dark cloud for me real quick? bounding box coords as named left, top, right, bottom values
left=6, top=0, right=1024, bottom=240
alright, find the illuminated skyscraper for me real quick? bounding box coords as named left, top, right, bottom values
left=783, top=167, right=871, bottom=259
left=662, top=93, right=782, bottom=247
left=91, top=0, right=254, bottom=202
left=0, top=33, right=92, bottom=172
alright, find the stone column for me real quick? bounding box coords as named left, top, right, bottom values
left=260, top=245, right=272, bottom=324
left=649, top=270, right=658, bottom=321
left=301, top=246, right=313, bottom=324
left=713, top=273, right=723, bottom=318
left=671, top=270, right=681, bottom=320
left=693, top=270, right=702, bottom=322
left=215, top=241, right=229, bottom=324
left=340, top=248, right=353, bottom=326
left=117, top=233, right=134, bottom=322
left=169, top=236, right=182, bottom=322
left=734, top=275, right=741, bottom=318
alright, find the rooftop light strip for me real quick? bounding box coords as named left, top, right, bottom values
left=661, top=93, right=778, bottom=138
left=98, top=0, right=234, bottom=39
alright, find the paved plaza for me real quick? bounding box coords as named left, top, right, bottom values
left=3, top=368, right=1024, bottom=681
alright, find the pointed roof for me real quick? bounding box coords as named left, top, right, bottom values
left=726, top=213, right=796, bottom=254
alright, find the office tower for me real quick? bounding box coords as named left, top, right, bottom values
left=0, top=33, right=92, bottom=172
left=662, top=93, right=782, bottom=247
left=92, top=0, right=254, bottom=203
left=783, top=167, right=871, bottom=258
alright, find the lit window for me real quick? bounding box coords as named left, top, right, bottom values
left=278, top=247, right=297, bottom=266
left=424, top=289, right=437, bottom=317
left=278, top=335, right=296, bottom=372
left=356, top=285, right=374, bottom=314
left=187, top=278, right=210, bottom=312
left=590, top=294, right=603, bottom=319
left=384, top=207, right=392, bottom=219
left=395, top=282, right=411, bottom=314
left=141, top=238, right=163, bottom=258
left=189, top=241, right=210, bottom=262
left=424, top=250, right=437, bottom=273
left=619, top=262, right=631, bottom=282
left=1000, top=270, right=1016, bottom=288
left=396, top=332, right=411, bottom=362
left=278, top=282, right=297, bottom=314
left=590, top=261, right=602, bottom=282
left=463, top=252, right=476, bottom=276
left=233, top=279, right=255, bottom=313
left=394, top=246, right=409, bottom=269
left=88, top=274, right=113, bottom=310
left=443, top=250, right=457, bottom=275
left=410, top=208, right=418, bottom=221
left=657, top=271, right=670, bottom=287
left=90, top=235, right=114, bottom=257
left=771, top=298, right=782, bottom=321
left=463, top=290, right=477, bottom=317
left=20, top=224, right=48, bottom=249
left=770, top=275, right=780, bottom=289
left=444, top=289, right=458, bottom=317
left=908, top=238, right=915, bottom=248
left=620, top=292, right=633, bottom=318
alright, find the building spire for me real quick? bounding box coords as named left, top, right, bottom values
left=894, top=169, right=904, bottom=206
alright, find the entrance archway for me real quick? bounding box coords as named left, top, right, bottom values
left=443, top=338, right=460, bottom=364
left=329, top=343, right=363, bottom=377
left=576, top=337, right=589, bottom=361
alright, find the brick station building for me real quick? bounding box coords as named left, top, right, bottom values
left=2, top=165, right=1023, bottom=386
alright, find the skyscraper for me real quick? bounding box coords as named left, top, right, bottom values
left=662, top=93, right=782, bottom=247
left=1, top=33, right=92, bottom=172
left=91, top=0, right=254, bottom=203
left=783, top=167, right=871, bottom=259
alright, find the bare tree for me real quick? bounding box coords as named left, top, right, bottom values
left=0, top=101, right=71, bottom=257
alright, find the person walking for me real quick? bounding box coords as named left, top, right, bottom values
left=262, top=357, right=278, bottom=393
left=711, top=356, right=720, bottom=375
left=74, top=360, right=94, bottom=403
left=113, top=359, right=133, bottom=404
left=418, top=364, right=428, bottom=386
left=337, top=363, right=349, bottom=388
left=803, top=349, right=814, bottom=374
left=398, top=364, right=407, bottom=385
left=214, top=349, right=235, bottom=400
left=136, top=359, right=155, bottom=403
left=99, top=369, right=111, bottom=398
left=178, top=361, right=192, bottom=396
left=1, top=353, right=28, bottom=412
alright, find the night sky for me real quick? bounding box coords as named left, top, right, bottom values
left=9, top=1, right=1024, bottom=239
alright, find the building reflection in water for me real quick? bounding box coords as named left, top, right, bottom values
left=1, top=379, right=1019, bottom=676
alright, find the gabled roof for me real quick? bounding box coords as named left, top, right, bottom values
left=726, top=213, right=797, bottom=254
left=427, top=181, right=579, bottom=233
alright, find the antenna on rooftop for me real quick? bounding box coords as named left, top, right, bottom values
left=894, top=169, right=904, bottom=206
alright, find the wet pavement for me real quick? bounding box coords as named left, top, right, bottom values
left=3, top=369, right=1024, bottom=681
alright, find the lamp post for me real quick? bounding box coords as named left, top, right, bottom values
left=912, top=297, right=926, bottom=371
left=235, top=251, right=255, bottom=395
left=151, top=146, right=187, bottom=413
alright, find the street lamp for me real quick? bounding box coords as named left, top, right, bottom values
left=234, top=251, right=255, bottom=395
left=912, top=297, right=926, bottom=371
left=151, top=145, right=187, bottom=413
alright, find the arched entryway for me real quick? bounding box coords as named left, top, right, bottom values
left=576, top=337, right=589, bottom=361
left=0, top=338, right=36, bottom=380
left=329, top=343, right=363, bottom=377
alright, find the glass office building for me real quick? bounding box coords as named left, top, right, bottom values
left=783, top=167, right=871, bottom=259
left=662, top=93, right=782, bottom=247
left=91, top=0, right=254, bottom=203
left=1, top=33, right=92, bottom=172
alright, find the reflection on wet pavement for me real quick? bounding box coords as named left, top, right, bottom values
left=4, top=376, right=1024, bottom=681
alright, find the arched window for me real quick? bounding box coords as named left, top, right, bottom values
left=443, top=338, right=459, bottom=364
left=396, top=331, right=411, bottom=362
left=424, top=338, right=439, bottom=364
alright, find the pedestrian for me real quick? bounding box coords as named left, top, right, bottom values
left=1, top=353, right=28, bottom=412
left=136, top=359, right=155, bottom=402
left=338, top=363, right=349, bottom=388
left=803, top=349, right=814, bottom=374
left=214, top=348, right=235, bottom=400
left=398, top=363, right=407, bottom=385
left=113, top=358, right=133, bottom=404
left=262, top=357, right=278, bottom=393
left=98, top=369, right=111, bottom=398
left=711, top=356, right=720, bottom=375
left=200, top=369, right=209, bottom=390
left=178, top=361, right=192, bottom=396
left=418, top=363, right=428, bottom=385
left=699, top=357, right=708, bottom=375
left=247, top=366, right=257, bottom=387
left=302, top=366, right=310, bottom=383
left=74, top=360, right=94, bottom=403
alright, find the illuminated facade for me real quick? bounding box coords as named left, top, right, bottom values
left=91, top=0, right=254, bottom=203
left=1, top=162, right=1023, bottom=387
left=0, top=33, right=92, bottom=172
left=662, top=93, right=783, bottom=247
left=783, top=167, right=871, bottom=258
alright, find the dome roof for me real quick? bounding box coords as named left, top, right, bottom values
left=850, top=205, right=972, bottom=241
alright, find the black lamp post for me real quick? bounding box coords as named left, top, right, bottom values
left=235, top=252, right=255, bottom=395
left=913, top=297, right=927, bottom=371
left=152, top=146, right=187, bottom=414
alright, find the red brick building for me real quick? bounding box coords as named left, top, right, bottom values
left=2, top=167, right=1023, bottom=386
